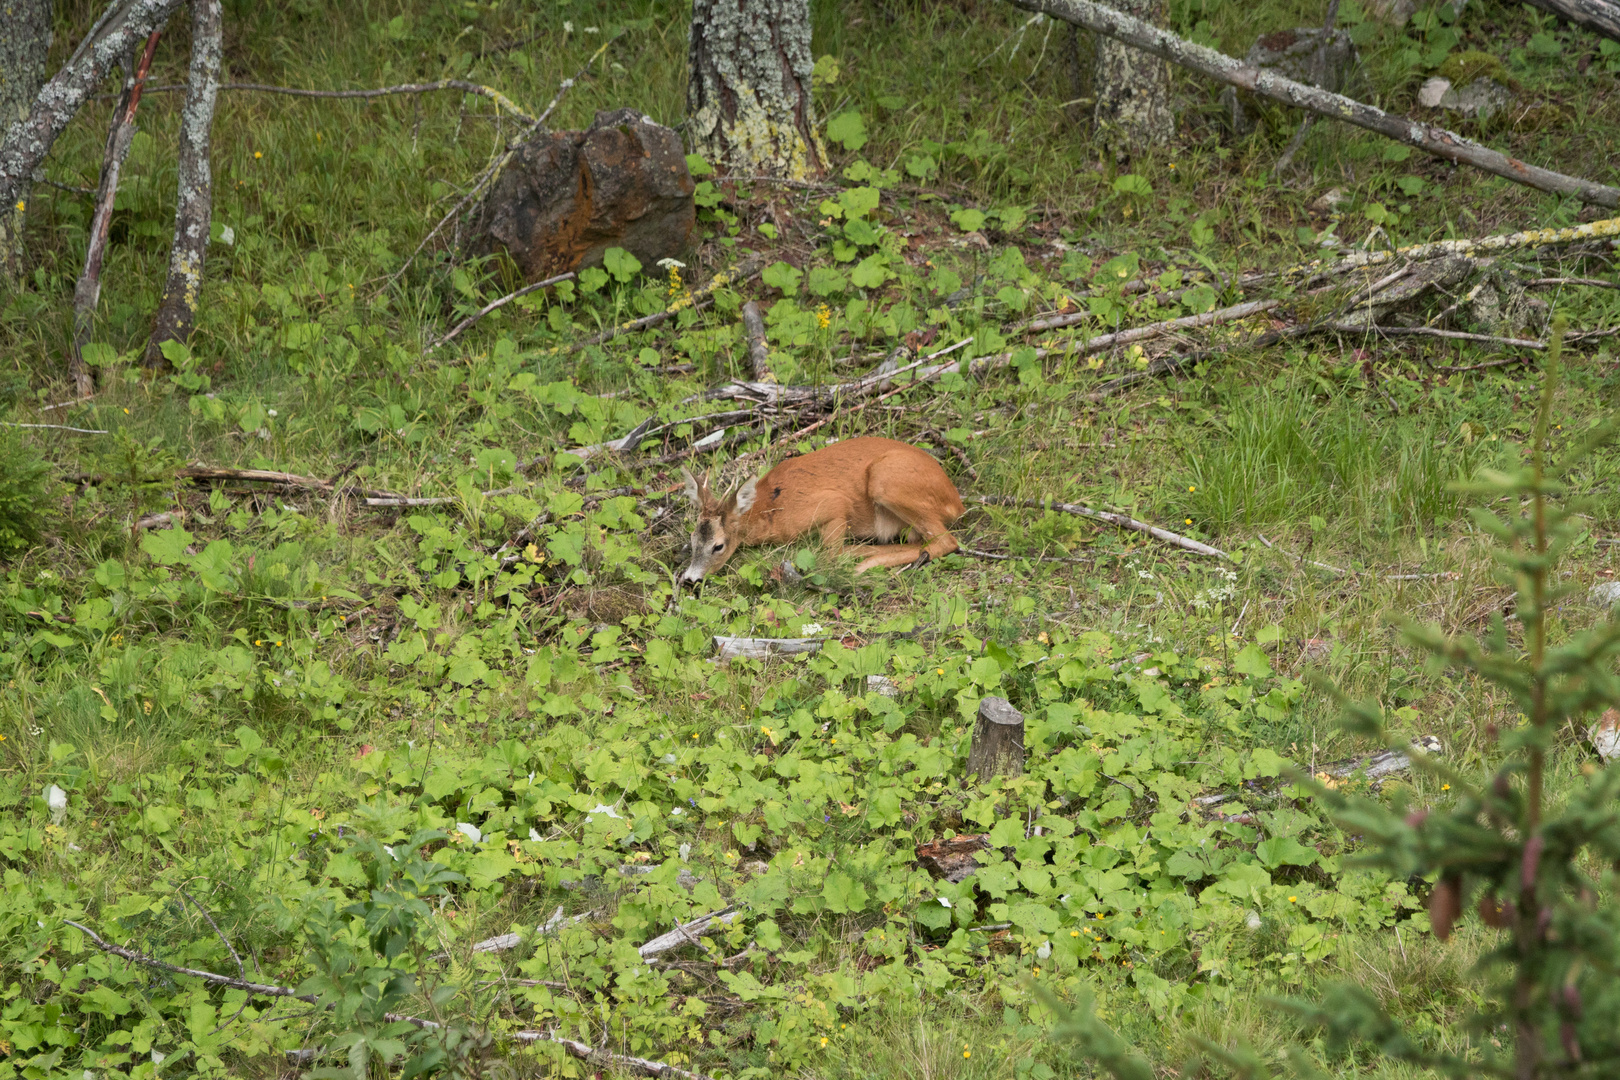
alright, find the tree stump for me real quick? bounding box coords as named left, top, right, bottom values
left=966, top=696, right=1025, bottom=781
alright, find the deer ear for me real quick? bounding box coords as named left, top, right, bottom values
left=680, top=467, right=702, bottom=506
left=733, top=475, right=760, bottom=514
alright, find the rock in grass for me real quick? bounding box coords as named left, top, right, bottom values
left=470, top=108, right=694, bottom=283
left=1590, top=582, right=1620, bottom=608
left=1592, top=708, right=1620, bottom=763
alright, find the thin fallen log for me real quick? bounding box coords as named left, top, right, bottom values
left=0, top=0, right=188, bottom=222
left=1007, top=0, right=1620, bottom=207
left=1020, top=296, right=1279, bottom=336
left=69, top=28, right=163, bottom=397
left=1193, top=736, right=1444, bottom=812
left=713, top=635, right=826, bottom=660
left=1277, top=216, right=1620, bottom=284
left=638, top=909, right=738, bottom=960
left=972, top=495, right=1230, bottom=560
left=64, top=920, right=715, bottom=1080
left=143, top=0, right=222, bottom=369
left=425, top=271, right=575, bottom=353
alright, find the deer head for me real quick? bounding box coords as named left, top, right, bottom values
left=678, top=467, right=758, bottom=585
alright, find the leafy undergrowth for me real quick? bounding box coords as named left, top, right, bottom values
left=2, top=0, right=1620, bottom=1078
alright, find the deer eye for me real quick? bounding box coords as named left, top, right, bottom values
left=711, top=542, right=725, bottom=553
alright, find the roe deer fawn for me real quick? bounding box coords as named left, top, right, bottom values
left=678, top=436, right=966, bottom=585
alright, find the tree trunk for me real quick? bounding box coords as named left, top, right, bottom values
left=0, top=0, right=187, bottom=224
left=144, top=0, right=222, bottom=369
left=687, top=0, right=826, bottom=178
left=0, top=0, right=53, bottom=281
left=1091, top=0, right=1174, bottom=158
left=966, top=696, right=1026, bottom=781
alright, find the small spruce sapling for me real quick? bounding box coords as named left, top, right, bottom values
left=1050, top=319, right=1620, bottom=1078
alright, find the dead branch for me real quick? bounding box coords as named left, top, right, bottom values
left=1330, top=323, right=1547, bottom=350
left=425, top=271, right=575, bottom=353
left=1019, top=296, right=1280, bottom=338
left=144, top=0, right=222, bottom=369
left=0, top=0, right=188, bottom=222
left=741, top=300, right=774, bottom=382
left=638, top=909, right=738, bottom=959
left=713, top=636, right=826, bottom=660
left=0, top=421, right=108, bottom=434
left=132, top=78, right=536, bottom=121
left=373, top=38, right=614, bottom=297
left=972, top=495, right=1230, bottom=560
left=1008, top=0, right=1620, bottom=206
left=69, top=28, right=162, bottom=397
left=555, top=254, right=766, bottom=354
left=1279, top=216, right=1620, bottom=284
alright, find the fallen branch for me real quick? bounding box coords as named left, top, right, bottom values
left=133, top=78, right=536, bottom=121
left=1019, top=297, right=1279, bottom=336
left=713, top=635, right=826, bottom=660
left=1007, top=0, right=1620, bottom=206
left=972, top=495, right=1230, bottom=560
left=1329, top=323, right=1547, bottom=350
left=1193, top=737, right=1444, bottom=812
left=638, top=909, right=738, bottom=960
left=554, top=254, right=765, bottom=355
left=1278, top=216, right=1620, bottom=284
left=69, top=28, right=163, bottom=397
left=1518, top=0, right=1620, bottom=46
left=64, top=919, right=715, bottom=1080
left=143, top=0, right=222, bottom=369
left=0, top=421, right=108, bottom=434
left=960, top=546, right=1092, bottom=565
left=425, top=271, right=575, bottom=353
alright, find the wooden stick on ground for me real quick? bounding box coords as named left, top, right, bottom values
left=69, top=29, right=163, bottom=397
left=424, top=271, right=574, bottom=353
left=972, top=495, right=1230, bottom=560
left=1007, top=0, right=1620, bottom=206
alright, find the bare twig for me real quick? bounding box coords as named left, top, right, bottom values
left=553, top=254, right=765, bottom=355
left=144, top=0, right=222, bottom=369
left=1526, top=277, right=1618, bottom=289
left=1330, top=323, right=1547, bottom=349
left=0, top=421, right=108, bottom=433
left=373, top=39, right=614, bottom=297
left=175, top=885, right=245, bottom=979
left=1018, top=296, right=1279, bottom=336
left=425, top=271, right=574, bottom=353
left=130, top=78, right=535, bottom=121
left=972, top=495, right=1230, bottom=560
left=69, top=29, right=162, bottom=397
left=960, top=546, right=1092, bottom=565
left=1008, top=0, right=1620, bottom=206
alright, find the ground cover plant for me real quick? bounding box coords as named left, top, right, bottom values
left=2, top=0, right=1619, bottom=1078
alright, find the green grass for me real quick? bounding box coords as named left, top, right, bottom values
left=2, top=0, right=1620, bottom=1077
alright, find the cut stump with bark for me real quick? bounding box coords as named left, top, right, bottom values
left=967, top=696, right=1026, bottom=781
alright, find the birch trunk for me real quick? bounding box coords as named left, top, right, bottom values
left=687, top=0, right=826, bottom=178
left=0, top=0, right=53, bottom=280
left=144, top=0, right=222, bottom=369
left=1091, top=0, right=1174, bottom=157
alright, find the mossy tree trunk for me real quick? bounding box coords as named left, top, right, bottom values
left=1090, top=0, right=1173, bottom=159
left=0, top=0, right=53, bottom=281
left=144, top=0, right=222, bottom=369
left=687, top=0, right=826, bottom=178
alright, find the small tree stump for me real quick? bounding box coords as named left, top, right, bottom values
left=966, top=696, right=1025, bottom=781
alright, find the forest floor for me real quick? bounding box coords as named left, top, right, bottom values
left=2, top=0, right=1619, bottom=1077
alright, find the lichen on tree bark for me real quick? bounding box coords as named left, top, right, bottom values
left=686, top=0, right=826, bottom=178
left=0, top=0, right=53, bottom=280
left=146, top=0, right=222, bottom=368
left=1090, top=0, right=1174, bottom=158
